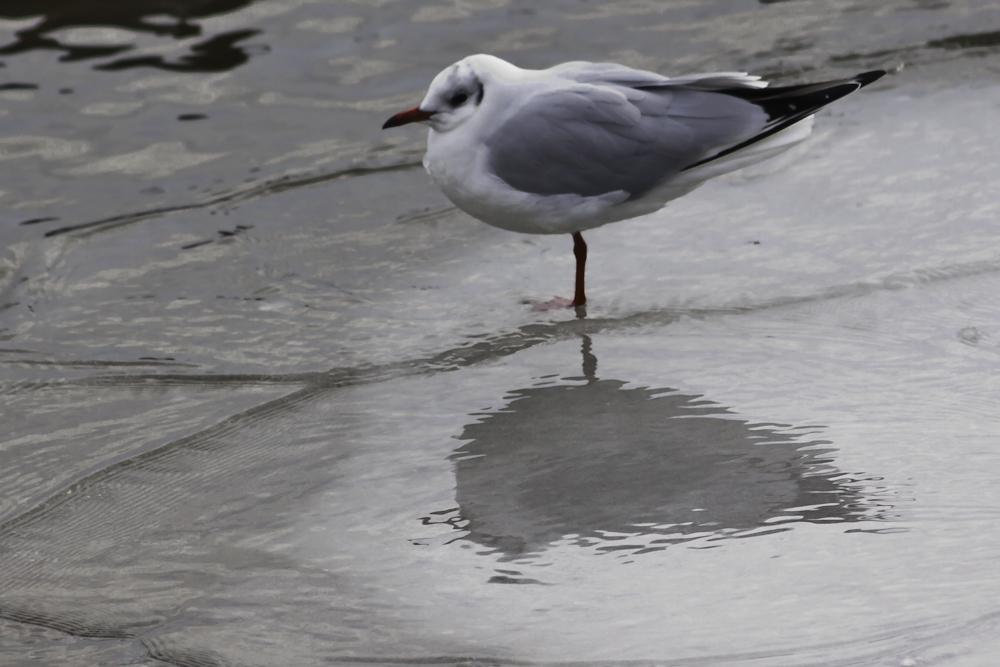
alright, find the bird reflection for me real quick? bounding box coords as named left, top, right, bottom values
left=442, top=336, right=886, bottom=560
left=0, top=1, right=260, bottom=71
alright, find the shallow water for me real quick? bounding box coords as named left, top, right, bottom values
left=3, top=1, right=1000, bottom=666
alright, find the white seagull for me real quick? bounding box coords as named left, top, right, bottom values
left=384, top=54, right=884, bottom=308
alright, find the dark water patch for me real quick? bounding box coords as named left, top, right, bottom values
left=95, top=29, right=265, bottom=73
left=57, top=44, right=135, bottom=64
left=0, top=0, right=258, bottom=70
left=828, top=29, right=1000, bottom=68
left=181, top=224, right=252, bottom=250
left=217, top=224, right=251, bottom=237
left=0, top=35, right=132, bottom=63
left=0, top=82, right=37, bottom=90
left=828, top=47, right=913, bottom=64
left=904, top=0, right=951, bottom=9
left=18, top=216, right=59, bottom=226
left=0, top=0, right=250, bottom=37
left=178, top=113, right=207, bottom=121
left=770, top=36, right=815, bottom=55
left=927, top=30, right=1000, bottom=50
left=487, top=575, right=544, bottom=585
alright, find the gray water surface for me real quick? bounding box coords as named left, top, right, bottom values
left=3, top=1, right=1000, bottom=665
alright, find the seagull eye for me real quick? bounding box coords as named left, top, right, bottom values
left=450, top=92, right=469, bottom=106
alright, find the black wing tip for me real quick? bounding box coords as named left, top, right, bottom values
left=681, top=69, right=886, bottom=174
left=854, top=70, right=887, bottom=88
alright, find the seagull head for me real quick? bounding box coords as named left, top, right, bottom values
left=383, top=55, right=512, bottom=133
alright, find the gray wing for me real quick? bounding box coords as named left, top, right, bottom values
left=485, top=81, right=768, bottom=200
left=551, top=61, right=767, bottom=91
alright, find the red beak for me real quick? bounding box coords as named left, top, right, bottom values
left=382, top=106, right=435, bottom=129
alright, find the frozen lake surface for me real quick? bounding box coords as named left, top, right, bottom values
left=2, top=1, right=1000, bottom=665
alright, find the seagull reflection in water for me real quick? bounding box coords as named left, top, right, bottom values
left=430, top=336, right=891, bottom=561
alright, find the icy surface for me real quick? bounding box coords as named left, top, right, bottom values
left=2, top=1, right=1000, bottom=665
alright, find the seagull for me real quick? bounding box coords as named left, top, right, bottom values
left=383, top=54, right=884, bottom=308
